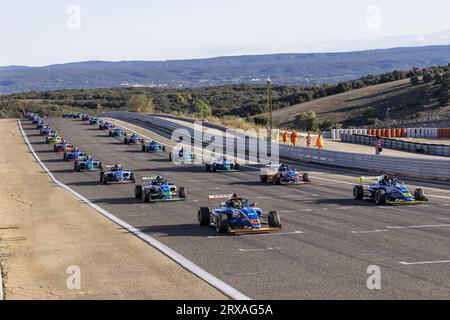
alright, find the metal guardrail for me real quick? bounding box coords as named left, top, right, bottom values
left=365, top=116, right=450, bottom=129
left=341, top=134, right=450, bottom=157
left=101, top=112, right=450, bottom=180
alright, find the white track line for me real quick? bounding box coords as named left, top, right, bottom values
left=386, top=224, right=450, bottom=230
left=351, top=230, right=389, bottom=234
left=238, top=247, right=280, bottom=252
left=207, top=231, right=303, bottom=239
left=399, top=260, right=450, bottom=266
left=18, top=119, right=250, bottom=301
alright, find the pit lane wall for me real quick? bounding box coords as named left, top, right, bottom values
left=101, top=112, right=450, bottom=181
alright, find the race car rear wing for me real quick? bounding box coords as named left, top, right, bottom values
left=208, top=194, right=233, bottom=200
left=358, top=176, right=382, bottom=184
left=142, top=177, right=160, bottom=181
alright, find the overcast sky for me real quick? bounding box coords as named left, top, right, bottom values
left=1, top=0, right=450, bottom=66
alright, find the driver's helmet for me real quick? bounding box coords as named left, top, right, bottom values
left=381, top=174, right=390, bottom=185
left=231, top=199, right=241, bottom=208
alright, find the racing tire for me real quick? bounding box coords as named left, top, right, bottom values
left=99, top=172, right=105, bottom=183
left=268, top=211, right=281, bottom=228
left=130, top=173, right=136, bottom=183
left=169, top=152, right=173, bottom=162
left=414, top=188, right=427, bottom=201
left=109, top=131, right=112, bottom=137
left=63, top=153, right=67, bottom=161
left=53, top=145, right=56, bottom=152
left=98, top=162, right=103, bottom=171
left=179, top=187, right=187, bottom=199
left=74, top=162, right=78, bottom=171
left=212, top=164, right=217, bottom=172
left=141, top=144, right=146, bottom=152
left=205, top=164, right=211, bottom=171
left=374, top=189, right=386, bottom=205
left=198, top=207, right=210, bottom=226
left=124, top=138, right=128, bottom=144
left=98, top=125, right=102, bottom=130
left=162, top=146, right=166, bottom=152
left=134, top=185, right=143, bottom=199
left=353, top=185, right=364, bottom=200
left=216, top=214, right=229, bottom=233
left=234, top=163, right=240, bottom=171
left=302, top=173, right=310, bottom=183
left=143, top=191, right=151, bottom=203
left=260, top=175, right=268, bottom=183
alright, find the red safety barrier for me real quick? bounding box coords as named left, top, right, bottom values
left=401, top=128, right=407, bottom=137
left=386, top=129, right=392, bottom=138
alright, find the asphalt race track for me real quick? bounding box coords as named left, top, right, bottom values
left=21, top=118, right=450, bottom=299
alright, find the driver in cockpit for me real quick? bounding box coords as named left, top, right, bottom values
left=379, top=174, right=391, bottom=185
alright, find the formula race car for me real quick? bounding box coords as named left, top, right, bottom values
left=198, top=194, right=282, bottom=234
left=353, top=175, right=428, bottom=205
left=40, top=128, right=56, bottom=136
left=134, top=176, right=187, bottom=203
left=63, top=150, right=89, bottom=162
left=124, top=134, right=143, bottom=145
left=36, top=121, right=48, bottom=129
left=30, top=114, right=42, bottom=123
left=142, top=140, right=166, bottom=152
left=74, top=158, right=103, bottom=172
left=169, top=148, right=195, bottom=164
left=260, top=163, right=310, bottom=185
left=99, top=122, right=114, bottom=130
left=46, top=135, right=63, bottom=144
left=64, top=113, right=82, bottom=119
left=205, top=156, right=240, bottom=172
left=109, top=128, right=127, bottom=137
left=90, top=118, right=102, bottom=125
left=81, top=114, right=92, bottom=121
left=53, top=142, right=75, bottom=152
left=100, top=165, right=136, bottom=184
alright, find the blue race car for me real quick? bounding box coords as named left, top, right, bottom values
left=36, top=121, right=48, bottom=129
left=40, top=128, right=56, bottom=136
left=142, top=140, right=166, bottom=152
left=64, top=113, right=82, bottom=119
left=169, top=148, right=194, bottom=163
left=74, top=158, right=103, bottom=172
left=109, top=128, right=127, bottom=137
left=353, top=175, right=428, bottom=205
left=63, top=150, right=89, bottom=162
left=134, top=176, right=186, bottom=203
left=82, top=114, right=93, bottom=121
left=90, top=118, right=102, bottom=125
left=198, top=194, right=282, bottom=234
left=205, top=156, right=240, bottom=172
left=124, top=134, right=143, bottom=145
left=99, top=122, right=114, bottom=130
left=100, top=165, right=135, bottom=185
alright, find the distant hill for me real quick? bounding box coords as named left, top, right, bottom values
left=271, top=78, right=450, bottom=128
left=1, top=45, right=450, bottom=94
